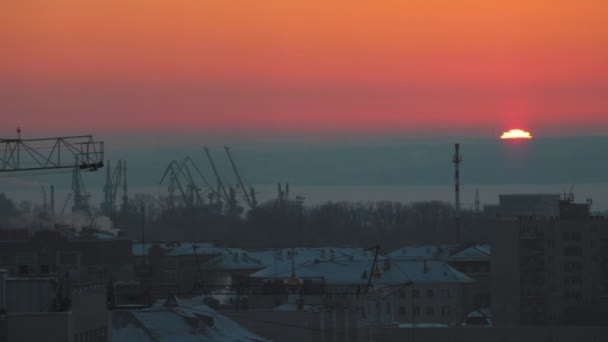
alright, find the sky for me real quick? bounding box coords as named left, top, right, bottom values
left=1, top=0, right=608, bottom=139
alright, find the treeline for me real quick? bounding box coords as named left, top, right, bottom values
left=116, top=195, right=488, bottom=249
left=0, top=191, right=490, bottom=249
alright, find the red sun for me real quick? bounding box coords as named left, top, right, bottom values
left=500, top=129, right=533, bottom=139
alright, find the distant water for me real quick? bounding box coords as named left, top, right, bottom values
left=252, top=184, right=608, bottom=211
left=4, top=183, right=608, bottom=212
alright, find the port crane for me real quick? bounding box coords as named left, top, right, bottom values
left=224, top=145, right=256, bottom=209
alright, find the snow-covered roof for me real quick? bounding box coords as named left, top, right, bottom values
left=375, top=260, right=474, bottom=285
left=466, top=307, right=492, bottom=318
left=249, top=258, right=473, bottom=286
left=112, top=297, right=268, bottom=342
left=202, top=252, right=264, bottom=271
left=446, top=244, right=491, bottom=261
left=131, top=242, right=226, bottom=257
left=249, top=259, right=372, bottom=285
left=167, top=243, right=226, bottom=257
left=387, top=244, right=458, bottom=261
left=247, top=247, right=373, bottom=269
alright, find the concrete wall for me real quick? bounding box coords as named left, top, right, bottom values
left=72, top=285, right=111, bottom=342
left=491, top=219, right=521, bottom=325
left=7, top=312, right=72, bottom=342
left=5, top=278, right=55, bottom=313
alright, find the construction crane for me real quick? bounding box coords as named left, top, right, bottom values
left=72, top=163, right=91, bottom=214
left=0, top=132, right=103, bottom=173
left=203, top=147, right=230, bottom=202
left=224, top=145, right=255, bottom=209
left=101, top=160, right=124, bottom=216
left=179, top=156, right=218, bottom=203
left=177, top=158, right=205, bottom=207
left=0, top=130, right=103, bottom=216
left=160, top=160, right=189, bottom=208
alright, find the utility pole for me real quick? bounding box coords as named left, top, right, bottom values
left=475, top=189, right=480, bottom=214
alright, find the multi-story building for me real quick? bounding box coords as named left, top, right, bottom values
left=0, top=270, right=111, bottom=342
left=491, top=194, right=608, bottom=325
left=0, top=230, right=134, bottom=284
left=446, top=244, right=491, bottom=312
left=365, top=259, right=473, bottom=326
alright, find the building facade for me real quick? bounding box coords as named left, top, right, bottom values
left=491, top=197, right=608, bottom=325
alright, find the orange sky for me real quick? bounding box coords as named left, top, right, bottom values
left=1, top=0, right=607, bottom=137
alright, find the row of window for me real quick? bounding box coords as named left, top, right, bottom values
left=563, top=232, right=582, bottom=241
left=408, top=305, right=452, bottom=317
left=563, top=275, right=582, bottom=285
left=407, top=288, right=452, bottom=299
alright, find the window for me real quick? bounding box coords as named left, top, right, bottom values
left=563, top=232, right=582, bottom=241
left=547, top=239, right=555, bottom=248
left=563, top=247, right=581, bottom=257
left=426, top=306, right=435, bottom=316
left=412, top=289, right=420, bottom=298
left=385, top=302, right=391, bottom=314
left=413, top=306, right=420, bottom=316
left=18, top=265, right=28, bottom=275
left=399, top=306, right=406, bottom=315
left=441, top=305, right=451, bottom=316
left=427, top=288, right=434, bottom=299
left=441, top=288, right=451, bottom=298
left=40, top=264, right=50, bottom=274
left=564, top=262, right=582, bottom=272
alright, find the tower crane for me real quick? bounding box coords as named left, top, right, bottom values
left=0, top=132, right=103, bottom=173
left=1, top=130, right=103, bottom=220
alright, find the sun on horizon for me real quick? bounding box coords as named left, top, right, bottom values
left=500, top=129, right=533, bottom=139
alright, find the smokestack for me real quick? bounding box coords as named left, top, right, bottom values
left=453, top=143, right=462, bottom=242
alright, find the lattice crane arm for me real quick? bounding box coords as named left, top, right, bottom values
left=0, top=134, right=104, bottom=173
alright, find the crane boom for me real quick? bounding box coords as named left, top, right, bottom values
left=203, top=147, right=230, bottom=201
left=0, top=134, right=103, bottom=173
left=224, top=145, right=254, bottom=209
left=177, top=161, right=203, bottom=206
left=182, top=156, right=217, bottom=197
left=160, top=161, right=189, bottom=207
